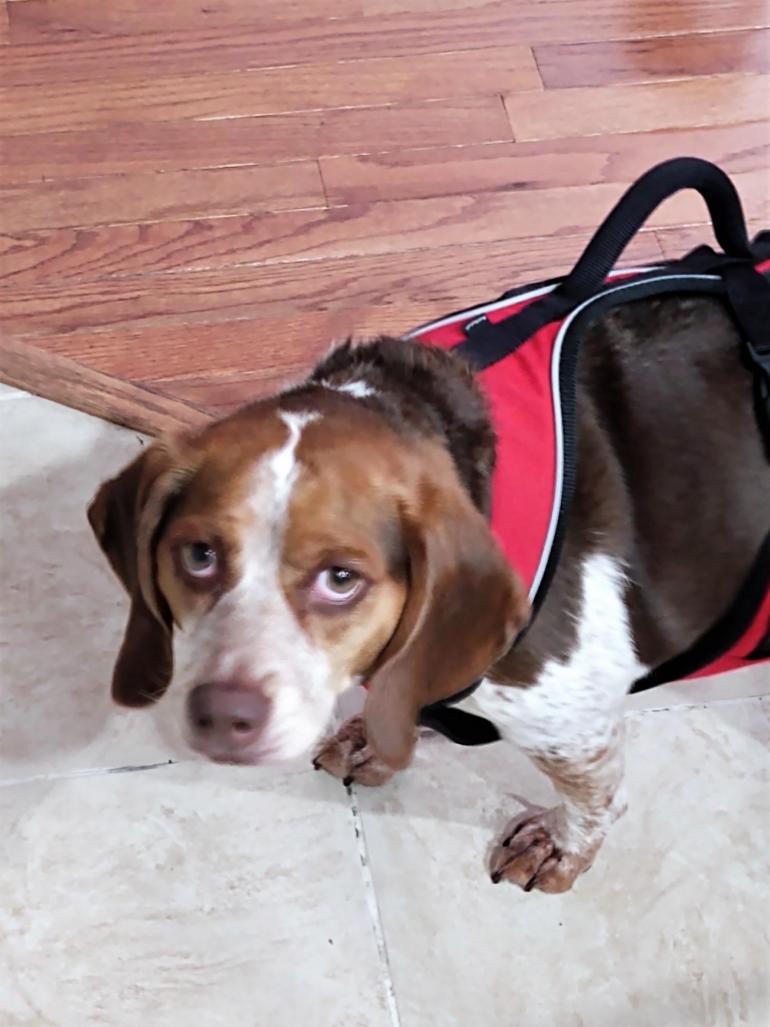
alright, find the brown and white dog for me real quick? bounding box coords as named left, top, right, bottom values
left=88, top=294, right=769, bottom=893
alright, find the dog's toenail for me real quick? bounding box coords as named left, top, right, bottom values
left=490, top=870, right=502, bottom=884
left=343, top=775, right=353, bottom=787
left=524, top=875, right=539, bottom=892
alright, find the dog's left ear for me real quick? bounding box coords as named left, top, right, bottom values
left=364, top=448, right=530, bottom=769
left=88, top=439, right=194, bottom=707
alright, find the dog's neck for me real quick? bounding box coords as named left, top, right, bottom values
left=306, top=336, right=498, bottom=515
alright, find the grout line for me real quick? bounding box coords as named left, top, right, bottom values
left=0, top=759, right=178, bottom=788
left=625, top=693, right=767, bottom=718
left=347, top=783, right=402, bottom=1027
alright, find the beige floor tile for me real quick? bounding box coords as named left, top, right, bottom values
left=0, top=395, right=174, bottom=779
left=0, top=760, right=391, bottom=1027
left=357, top=699, right=770, bottom=1027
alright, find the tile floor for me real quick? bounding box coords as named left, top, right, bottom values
left=1, top=388, right=769, bottom=1027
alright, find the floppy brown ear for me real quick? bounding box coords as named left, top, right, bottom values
left=364, top=452, right=530, bottom=770
left=88, top=441, right=192, bottom=707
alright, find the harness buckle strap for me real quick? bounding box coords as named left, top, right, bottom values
left=720, top=262, right=770, bottom=457
left=721, top=263, right=770, bottom=354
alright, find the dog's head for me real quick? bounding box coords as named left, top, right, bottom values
left=88, top=387, right=528, bottom=768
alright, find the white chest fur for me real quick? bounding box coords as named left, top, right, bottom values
left=462, top=552, right=648, bottom=759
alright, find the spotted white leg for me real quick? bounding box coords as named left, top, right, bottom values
left=475, top=552, right=647, bottom=893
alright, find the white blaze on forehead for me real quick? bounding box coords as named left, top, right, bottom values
left=267, top=410, right=320, bottom=513
left=248, top=409, right=320, bottom=552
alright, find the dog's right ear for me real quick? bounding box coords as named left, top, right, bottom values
left=88, top=440, right=194, bottom=707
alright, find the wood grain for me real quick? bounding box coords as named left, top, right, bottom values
left=363, top=0, right=770, bottom=40
left=321, top=122, right=770, bottom=204
left=1, top=12, right=535, bottom=86
left=0, top=3, right=9, bottom=44
left=0, top=163, right=325, bottom=234
left=8, top=1, right=767, bottom=90
left=0, top=48, right=540, bottom=135
left=536, top=28, right=770, bottom=88
left=6, top=0, right=362, bottom=43
left=146, top=371, right=303, bottom=417
left=0, top=98, right=512, bottom=186
left=505, top=73, right=770, bottom=141
left=0, top=231, right=664, bottom=337
left=0, top=337, right=212, bottom=435
left=22, top=314, right=353, bottom=382
left=654, top=223, right=766, bottom=260
left=3, top=173, right=763, bottom=286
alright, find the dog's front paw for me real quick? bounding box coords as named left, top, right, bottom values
left=312, top=715, right=395, bottom=787
left=489, top=808, right=597, bottom=893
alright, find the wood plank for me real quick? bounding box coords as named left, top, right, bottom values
left=22, top=313, right=352, bottom=382
left=2, top=172, right=762, bottom=286
left=8, top=2, right=768, bottom=89
left=1, top=12, right=539, bottom=86
left=321, top=122, right=770, bottom=204
left=0, top=231, right=664, bottom=337
left=0, top=337, right=212, bottom=435
left=0, top=3, right=9, bottom=44
left=535, top=28, right=770, bottom=89
left=0, top=163, right=325, bottom=234
left=0, top=47, right=539, bottom=135
left=0, top=98, right=512, bottom=186
left=505, top=73, right=770, bottom=141
left=364, top=0, right=770, bottom=39
left=6, top=0, right=361, bottom=43
left=147, top=371, right=304, bottom=417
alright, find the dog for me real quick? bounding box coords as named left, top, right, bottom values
left=88, top=292, right=769, bottom=893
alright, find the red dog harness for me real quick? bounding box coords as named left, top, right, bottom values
left=409, top=159, right=770, bottom=745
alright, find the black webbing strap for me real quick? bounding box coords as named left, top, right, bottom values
left=460, top=158, right=755, bottom=363
left=555, top=157, right=753, bottom=306
left=722, top=262, right=770, bottom=454
left=419, top=703, right=501, bottom=745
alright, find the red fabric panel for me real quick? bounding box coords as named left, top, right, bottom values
left=411, top=295, right=561, bottom=594
left=477, top=324, right=559, bottom=593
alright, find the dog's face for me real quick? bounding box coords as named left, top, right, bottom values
left=88, top=389, right=528, bottom=769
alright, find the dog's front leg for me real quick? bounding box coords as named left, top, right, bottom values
left=489, top=719, right=627, bottom=893
left=480, top=553, right=644, bottom=892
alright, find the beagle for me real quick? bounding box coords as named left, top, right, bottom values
left=88, top=294, right=770, bottom=893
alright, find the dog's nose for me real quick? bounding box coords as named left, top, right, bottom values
left=187, top=683, right=271, bottom=760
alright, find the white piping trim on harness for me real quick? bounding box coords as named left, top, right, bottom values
left=527, top=271, right=721, bottom=601
left=405, top=266, right=662, bottom=338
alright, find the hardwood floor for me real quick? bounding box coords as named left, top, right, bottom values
left=0, top=0, right=768, bottom=429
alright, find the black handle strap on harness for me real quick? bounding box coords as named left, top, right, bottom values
left=422, top=158, right=770, bottom=737
left=460, top=157, right=757, bottom=368
left=555, top=156, right=753, bottom=304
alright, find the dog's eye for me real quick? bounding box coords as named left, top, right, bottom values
left=312, top=566, right=364, bottom=605
left=179, top=542, right=218, bottom=579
